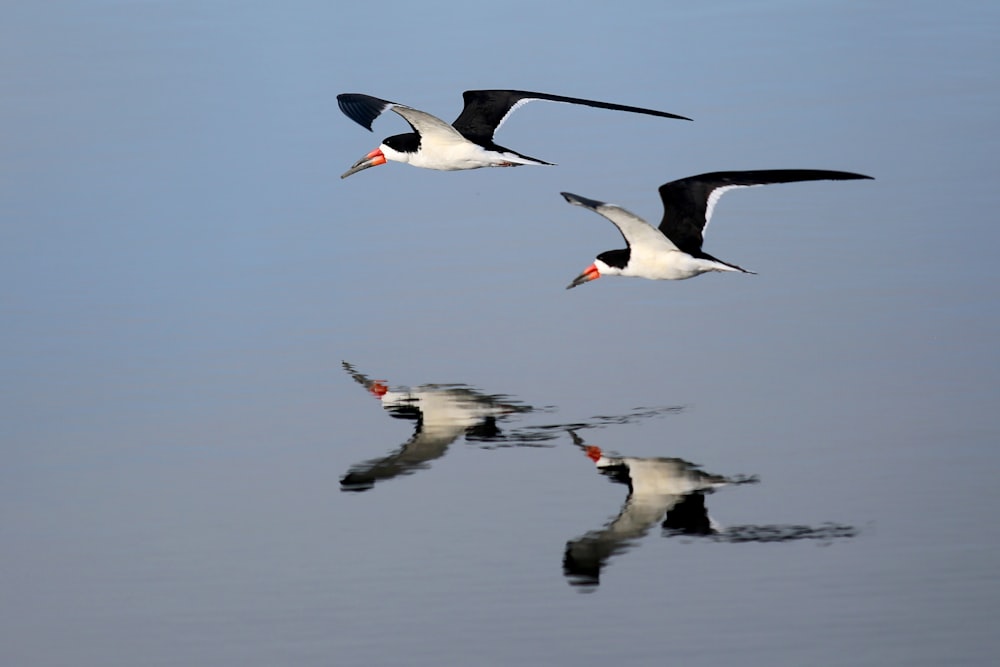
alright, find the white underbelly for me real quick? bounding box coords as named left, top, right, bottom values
left=627, top=252, right=737, bottom=281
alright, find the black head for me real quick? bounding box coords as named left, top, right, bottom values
left=383, top=133, right=420, bottom=154
left=596, top=248, right=630, bottom=270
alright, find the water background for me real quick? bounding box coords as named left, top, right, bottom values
left=2, top=1, right=998, bottom=665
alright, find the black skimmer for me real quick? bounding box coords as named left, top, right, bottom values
left=562, top=169, right=874, bottom=288
left=574, top=438, right=857, bottom=545
left=337, top=90, right=691, bottom=178
left=340, top=362, right=531, bottom=491
left=563, top=432, right=758, bottom=587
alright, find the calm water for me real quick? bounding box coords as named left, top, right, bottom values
left=3, top=1, right=999, bottom=665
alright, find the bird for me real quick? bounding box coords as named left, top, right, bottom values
left=339, top=362, right=531, bottom=491
left=562, top=169, right=874, bottom=288
left=563, top=431, right=757, bottom=587
left=575, top=438, right=746, bottom=509
left=336, top=89, right=691, bottom=178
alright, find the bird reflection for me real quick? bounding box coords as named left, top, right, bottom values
left=564, top=430, right=757, bottom=588
left=340, top=362, right=536, bottom=491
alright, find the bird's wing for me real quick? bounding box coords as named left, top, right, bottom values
left=337, top=93, right=466, bottom=143
left=454, top=90, right=691, bottom=143
left=337, top=93, right=396, bottom=131
left=561, top=192, right=679, bottom=260
left=339, top=429, right=456, bottom=491
left=342, top=360, right=379, bottom=391
left=389, top=105, right=468, bottom=143
left=657, top=169, right=874, bottom=253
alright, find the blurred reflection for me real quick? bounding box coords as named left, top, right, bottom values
left=340, top=362, right=540, bottom=491
left=523, top=405, right=685, bottom=437
left=564, top=430, right=758, bottom=589
left=340, top=363, right=689, bottom=492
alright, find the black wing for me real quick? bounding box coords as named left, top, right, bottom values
left=453, top=90, right=691, bottom=143
left=657, top=169, right=873, bottom=254
left=337, top=93, right=396, bottom=131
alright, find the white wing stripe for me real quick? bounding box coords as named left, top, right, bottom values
left=704, top=184, right=763, bottom=233
left=493, top=98, right=537, bottom=135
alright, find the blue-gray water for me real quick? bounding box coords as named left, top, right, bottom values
left=2, top=1, right=999, bottom=665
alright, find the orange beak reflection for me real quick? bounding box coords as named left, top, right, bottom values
left=566, top=263, right=601, bottom=289
left=341, top=148, right=387, bottom=179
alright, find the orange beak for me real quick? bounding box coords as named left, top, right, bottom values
left=585, top=445, right=603, bottom=462
left=566, top=263, right=600, bottom=289
left=369, top=380, right=388, bottom=398
left=341, top=148, right=387, bottom=179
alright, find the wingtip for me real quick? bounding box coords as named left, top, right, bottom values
left=830, top=170, right=875, bottom=181
left=560, top=191, right=587, bottom=205
left=833, top=171, right=875, bottom=181
left=560, top=192, right=604, bottom=210
left=337, top=93, right=388, bottom=132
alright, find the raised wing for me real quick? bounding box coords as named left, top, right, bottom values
left=454, top=90, right=692, bottom=143
left=337, top=93, right=396, bottom=131
left=561, top=192, right=679, bottom=258
left=337, top=93, right=466, bottom=144
left=339, top=424, right=457, bottom=492
left=389, top=105, right=467, bottom=144
left=657, top=169, right=874, bottom=254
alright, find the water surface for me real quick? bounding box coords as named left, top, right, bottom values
left=2, top=1, right=999, bottom=665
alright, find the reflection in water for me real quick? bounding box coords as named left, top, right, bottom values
left=340, top=362, right=541, bottom=491
left=702, top=522, right=858, bottom=542
left=564, top=430, right=759, bottom=588
left=564, top=430, right=859, bottom=589
left=341, top=362, right=686, bottom=491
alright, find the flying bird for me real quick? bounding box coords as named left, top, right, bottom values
left=562, top=169, right=873, bottom=288
left=337, top=89, right=691, bottom=178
